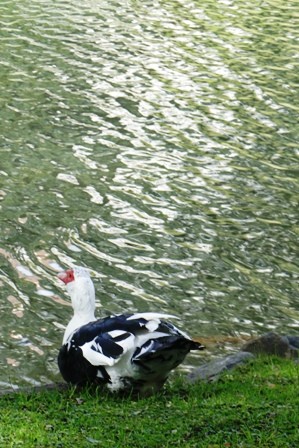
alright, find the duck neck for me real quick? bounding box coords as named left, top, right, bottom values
left=63, top=311, right=96, bottom=344
left=63, top=279, right=96, bottom=344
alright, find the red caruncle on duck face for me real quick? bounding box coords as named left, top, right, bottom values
left=58, top=269, right=75, bottom=284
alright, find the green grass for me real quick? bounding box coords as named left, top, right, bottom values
left=0, top=357, right=298, bottom=447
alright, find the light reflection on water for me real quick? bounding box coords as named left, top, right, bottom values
left=0, top=0, right=298, bottom=389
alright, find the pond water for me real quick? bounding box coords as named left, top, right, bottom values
left=0, top=0, right=298, bottom=390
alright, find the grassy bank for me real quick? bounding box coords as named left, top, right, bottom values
left=0, top=357, right=298, bottom=447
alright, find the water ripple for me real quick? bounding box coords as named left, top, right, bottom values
left=0, top=0, right=298, bottom=388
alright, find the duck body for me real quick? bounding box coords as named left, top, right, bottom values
left=57, top=267, right=204, bottom=394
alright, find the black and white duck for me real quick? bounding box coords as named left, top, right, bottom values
left=57, top=266, right=204, bottom=395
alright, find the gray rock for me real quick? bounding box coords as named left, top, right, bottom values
left=187, top=351, right=255, bottom=383
left=242, top=332, right=298, bottom=358
left=285, top=335, right=299, bottom=350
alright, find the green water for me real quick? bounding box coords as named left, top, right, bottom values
left=0, top=0, right=298, bottom=389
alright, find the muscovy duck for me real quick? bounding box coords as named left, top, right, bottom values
left=57, top=267, right=204, bottom=394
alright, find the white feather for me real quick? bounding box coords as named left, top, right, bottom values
left=145, top=319, right=160, bottom=332
left=134, top=331, right=169, bottom=349
left=108, top=331, right=135, bottom=352
left=108, top=330, right=126, bottom=338
left=133, top=341, right=155, bottom=360
left=127, top=312, right=179, bottom=321
left=80, top=340, right=116, bottom=366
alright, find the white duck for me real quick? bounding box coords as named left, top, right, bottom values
left=57, top=266, right=204, bottom=395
